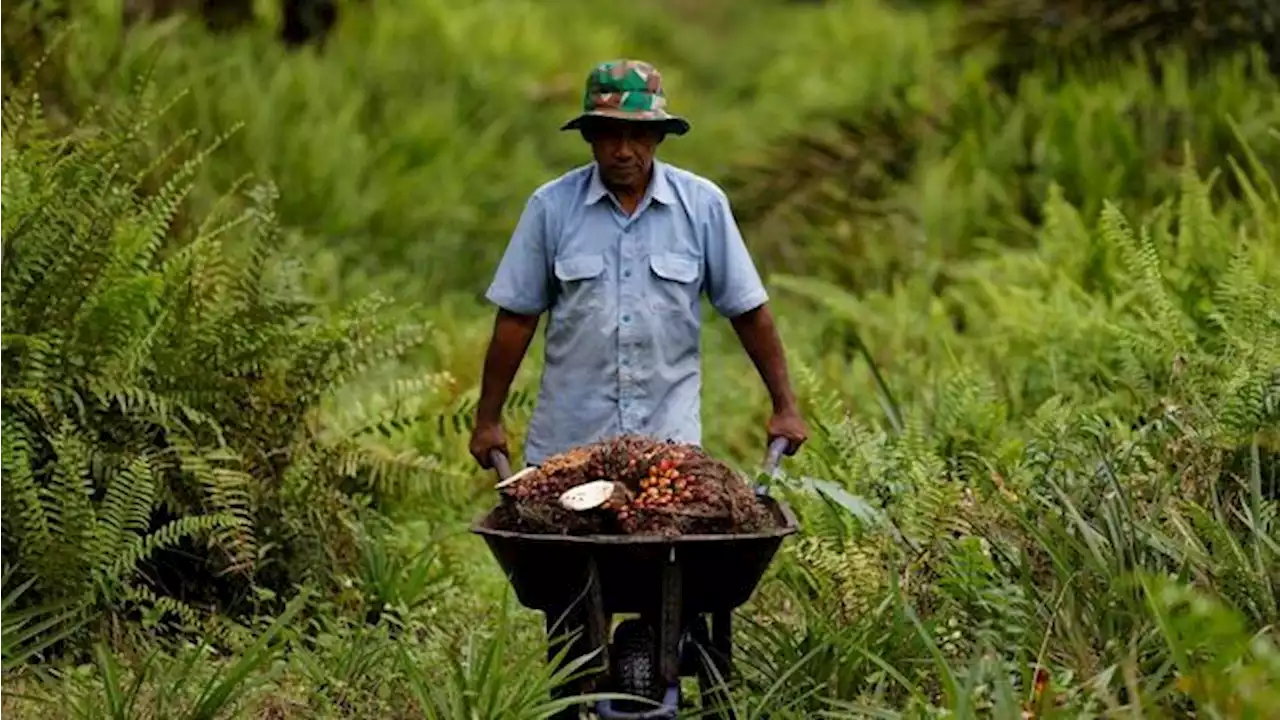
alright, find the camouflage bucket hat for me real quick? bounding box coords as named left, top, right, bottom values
left=560, top=59, right=690, bottom=136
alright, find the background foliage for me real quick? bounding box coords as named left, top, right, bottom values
left=2, top=0, right=1278, bottom=717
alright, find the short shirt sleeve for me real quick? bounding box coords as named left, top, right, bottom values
left=485, top=193, right=551, bottom=315
left=702, top=186, right=768, bottom=317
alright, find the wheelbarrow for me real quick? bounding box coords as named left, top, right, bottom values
left=470, top=437, right=799, bottom=720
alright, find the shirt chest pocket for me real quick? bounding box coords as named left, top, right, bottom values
left=647, top=252, right=701, bottom=316
left=553, top=253, right=607, bottom=318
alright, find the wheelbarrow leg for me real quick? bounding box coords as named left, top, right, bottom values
left=546, top=556, right=609, bottom=720
left=711, top=609, right=732, bottom=682
left=696, top=609, right=736, bottom=720
left=658, top=547, right=683, bottom=687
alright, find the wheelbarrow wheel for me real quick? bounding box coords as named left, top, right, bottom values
left=610, top=618, right=666, bottom=711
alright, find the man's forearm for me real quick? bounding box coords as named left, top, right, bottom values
left=730, top=304, right=797, bottom=412
left=476, top=309, right=540, bottom=425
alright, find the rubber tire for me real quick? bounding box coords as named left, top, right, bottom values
left=610, top=618, right=666, bottom=712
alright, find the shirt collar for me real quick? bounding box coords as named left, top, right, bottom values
left=585, top=159, right=675, bottom=208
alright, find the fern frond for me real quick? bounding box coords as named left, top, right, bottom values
left=1, top=415, right=57, bottom=577
left=172, top=441, right=257, bottom=573
left=89, top=456, right=158, bottom=577
left=103, top=513, right=241, bottom=596
left=1102, top=201, right=1195, bottom=350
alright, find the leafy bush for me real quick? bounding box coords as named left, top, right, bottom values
left=0, top=77, right=433, bottom=644
left=741, top=142, right=1280, bottom=717
left=728, top=51, right=1280, bottom=292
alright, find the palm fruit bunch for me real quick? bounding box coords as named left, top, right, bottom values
left=501, top=446, right=594, bottom=503
left=599, top=451, right=714, bottom=533
left=585, top=434, right=663, bottom=481
left=492, top=435, right=773, bottom=536
left=494, top=446, right=616, bottom=533
left=636, top=454, right=701, bottom=507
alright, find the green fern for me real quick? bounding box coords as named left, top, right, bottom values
left=1104, top=201, right=1196, bottom=350
left=1, top=76, right=432, bottom=636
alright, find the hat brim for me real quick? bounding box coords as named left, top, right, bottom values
left=560, top=110, right=690, bottom=136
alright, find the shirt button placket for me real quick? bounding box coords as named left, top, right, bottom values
left=619, top=222, right=638, bottom=433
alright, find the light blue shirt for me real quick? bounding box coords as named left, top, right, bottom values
left=485, top=159, right=769, bottom=466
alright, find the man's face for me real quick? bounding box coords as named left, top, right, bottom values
left=582, top=119, right=663, bottom=191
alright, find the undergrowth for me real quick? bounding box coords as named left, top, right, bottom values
left=0, top=73, right=435, bottom=653
left=2, top=0, right=1279, bottom=718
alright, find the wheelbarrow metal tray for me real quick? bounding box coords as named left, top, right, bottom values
left=471, top=496, right=798, bottom=614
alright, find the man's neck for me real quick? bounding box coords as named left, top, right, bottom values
left=604, top=169, right=651, bottom=216
left=611, top=185, right=645, bottom=215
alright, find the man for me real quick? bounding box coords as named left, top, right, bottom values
left=469, top=58, right=807, bottom=713
left=470, top=58, right=807, bottom=472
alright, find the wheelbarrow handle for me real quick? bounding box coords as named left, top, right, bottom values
left=753, top=436, right=790, bottom=498
left=489, top=450, right=513, bottom=481
left=763, top=436, right=789, bottom=474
